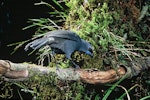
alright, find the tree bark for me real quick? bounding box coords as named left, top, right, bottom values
left=0, top=57, right=149, bottom=84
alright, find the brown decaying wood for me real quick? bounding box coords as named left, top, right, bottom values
left=78, top=67, right=126, bottom=84
left=0, top=60, right=10, bottom=75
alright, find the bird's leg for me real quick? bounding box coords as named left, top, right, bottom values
left=66, top=53, right=80, bottom=69
left=71, top=60, right=80, bottom=69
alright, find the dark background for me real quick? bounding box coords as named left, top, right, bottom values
left=0, top=0, right=55, bottom=63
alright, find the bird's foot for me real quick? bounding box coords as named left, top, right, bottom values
left=74, top=64, right=80, bottom=69
left=71, top=61, right=80, bottom=69
left=56, top=63, right=59, bottom=70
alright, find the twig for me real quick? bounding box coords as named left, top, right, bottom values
left=117, top=85, right=131, bottom=100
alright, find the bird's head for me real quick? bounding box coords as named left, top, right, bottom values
left=80, top=39, right=94, bottom=57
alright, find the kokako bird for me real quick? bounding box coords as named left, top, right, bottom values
left=25, top=30, right=93, bottom=68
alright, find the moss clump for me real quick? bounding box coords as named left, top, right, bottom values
left=64, top=0, right=149, bottom=68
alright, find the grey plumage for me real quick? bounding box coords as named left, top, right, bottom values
left=25, top=30, right=93, bottom=67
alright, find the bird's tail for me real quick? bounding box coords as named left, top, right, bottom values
left=24, top=37, right=48, bottom=51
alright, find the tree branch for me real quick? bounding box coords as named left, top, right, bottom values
left=0, top=57, right=149, bottom=84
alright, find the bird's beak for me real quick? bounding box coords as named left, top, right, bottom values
left=86, top=51, right=94, bottom=58
left=89, top=48, right=94, bottom=58
left=90, top=53, right=94, bottom=58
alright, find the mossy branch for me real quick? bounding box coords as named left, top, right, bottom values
left=0, top=57, right=149, bottom=84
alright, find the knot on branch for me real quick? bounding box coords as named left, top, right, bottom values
left=0, top=60, right=28, bottom=79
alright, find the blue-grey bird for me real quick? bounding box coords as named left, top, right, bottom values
left=24, top=30, right=93, bottom=68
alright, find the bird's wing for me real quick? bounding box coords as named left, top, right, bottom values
left=50, top=39, right=79, bottom=59
left=25, top=30, right=81, bottom=54
left=45, top=30, right=81, bottom=42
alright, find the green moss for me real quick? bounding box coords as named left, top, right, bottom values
left=0, top=81, right=13, bottom=99
left=64, top=0, right=149, bottom=68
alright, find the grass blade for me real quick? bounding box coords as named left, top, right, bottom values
left=102, top=75, right=127, bottom=100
